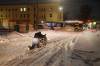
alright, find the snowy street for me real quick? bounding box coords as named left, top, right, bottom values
left=0, top=30, right=100, bottom=66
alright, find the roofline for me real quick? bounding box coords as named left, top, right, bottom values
left=0, top=1, right=60, bottom=6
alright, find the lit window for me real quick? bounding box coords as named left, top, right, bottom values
left=23, top=8, right=27, bottom=12
left=20, top=8, right=27, bottom=12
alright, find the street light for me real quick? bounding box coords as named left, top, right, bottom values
left=93, top=21, right=97, bottom=29
left=59, top=6, right=63, bottom=11
left=58, top=6, right=63, bottom=21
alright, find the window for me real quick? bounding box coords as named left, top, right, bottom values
left=44, top=14, right=46, bottom=19
left=26, top=14, right=30, bottom=18
left=49, top=8, right=52, bottom=11
left=34, top=8, right=36, bottom=11
left=50, top=14, right=52, bottom=18
left=20, top=8, right=23, bottom=12
left=15, top=9, right=18, bottom=11
left=44, top=8, right=46, bottom=11
left=20, top=8, right=27, bottom=12
left=41, top=8, right=45, bottom=11
left=23, top=14, right=26, bottom=18
left=0, top=8, right=3, bottom=11
left=1, top=15, right=3, bottom=18
left=23, top=8, right=27, bottom=11
left=19, top=14, right=30, bottom=18
left=8, top=9, right=11, bottom=11
left=20, top=14, right=23, bottom=18
left=6, top=8, right=8, bottom=11
left=15, top=14, right=17, bottom=18
left=12, top=9, right=14, bottom=11
left=5, top=15, right=7, bottom=18
left=42, top=15, right=43, bottom=18
left=27, top=8, right=30, bottom=11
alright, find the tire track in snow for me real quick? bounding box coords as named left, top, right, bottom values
left=2, top=35, right=78, bottom=66
left=2, top=37, right=66, bottom=66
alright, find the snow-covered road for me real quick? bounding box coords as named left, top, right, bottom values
left=0, top=30, right=100, bottom=66
left=1, top=34, right=77, bottom=66
left=0, top=30, right=78, bottom=66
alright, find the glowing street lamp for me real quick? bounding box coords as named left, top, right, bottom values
left=93, top=21, right=96, bottom=29
left=58, top=6, right=63, bottom=21
left=41, top=21, right=44, bottom=24
left=93, top=22, right=96, bottom=25
left=59, top=6, right=63, bottom=11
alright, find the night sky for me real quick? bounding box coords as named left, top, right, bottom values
left=63, top=0, right=100, bottom=20
left=0, top=0, right=100, bottom=20
left=0, top=0, right=59, bottom=4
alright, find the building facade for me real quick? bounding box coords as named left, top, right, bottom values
left=0, top=2, right=63, bottom=32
